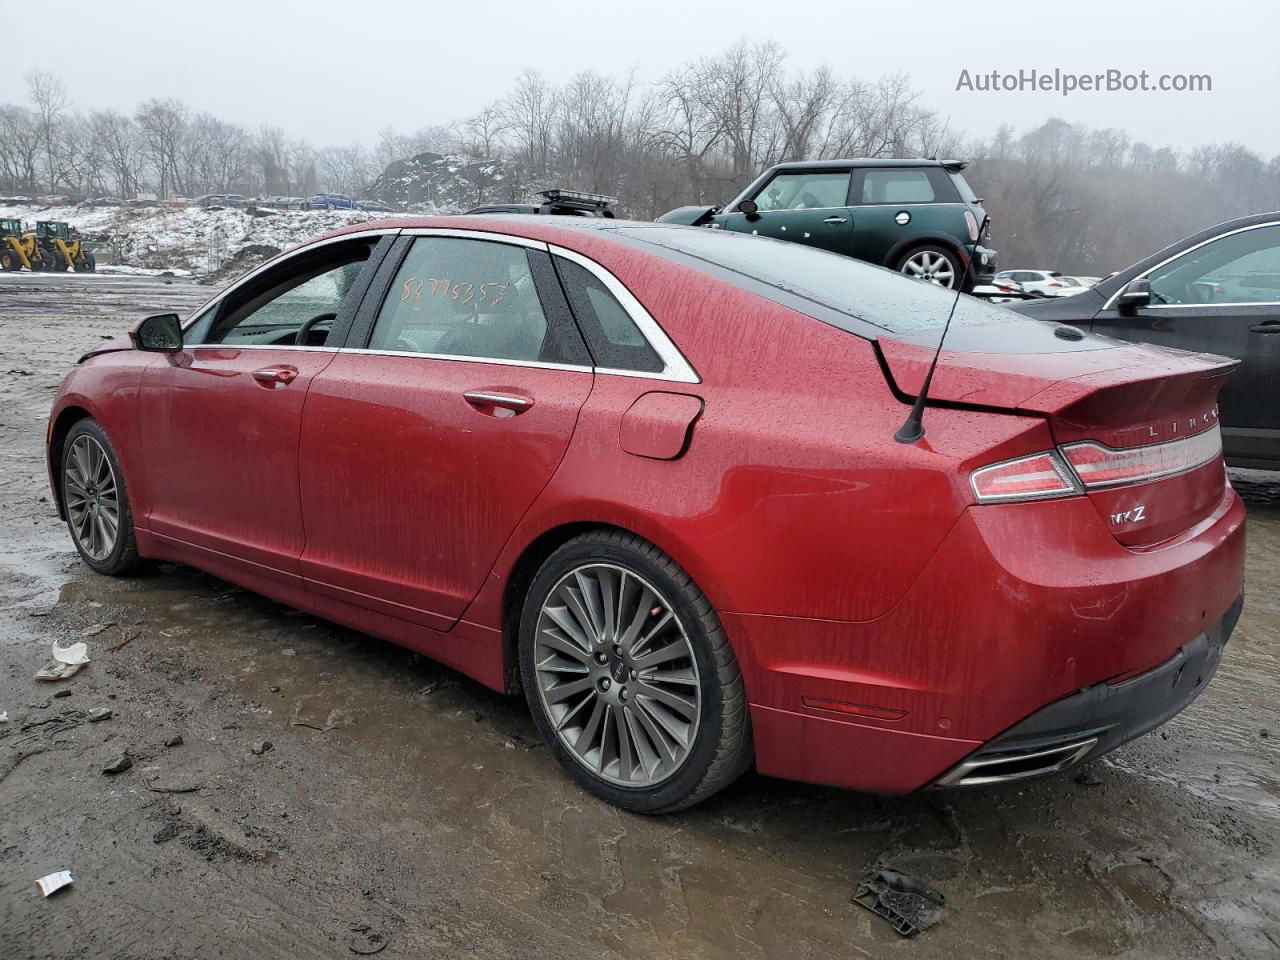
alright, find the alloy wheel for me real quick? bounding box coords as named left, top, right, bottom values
left=64, top=435, right=120, bottom=561
left=533, top=563, right=702, bottom=787
left=902, top=250, right=957, bottom=288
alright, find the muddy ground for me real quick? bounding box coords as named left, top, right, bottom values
left=1, top=273, right=1278, bottom=960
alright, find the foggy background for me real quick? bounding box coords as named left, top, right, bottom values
left=1, top=0, right=1277, bottom=273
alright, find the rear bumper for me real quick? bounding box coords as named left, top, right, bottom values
left=967, top=243, right=997, bottom=282
left=730, top=485, right=1246, bottom=793
left=933, top=594, right=1243, bottom=786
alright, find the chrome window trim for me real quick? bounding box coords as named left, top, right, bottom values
left=548, top=244, right=700, bottom=384
left=336, top=347, right=593, bottom=374
left=1139, top=300, right=1280, bottom=310
left=180, top=227, right=398, bottom=332
left=1102, top=220, right=1280, bottom=310
left=188, top=343, right=339, bottom=353
left=396, top=226, right=548, bottom=250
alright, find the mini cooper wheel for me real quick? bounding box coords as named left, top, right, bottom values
left=61, top=418, right=143, bottom=576
left=897, top=245, right=962, bottom=289
left=519, top=531, right=752, bottom=813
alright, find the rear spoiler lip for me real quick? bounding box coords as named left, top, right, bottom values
left=872, top=338, right=1239, bottom=418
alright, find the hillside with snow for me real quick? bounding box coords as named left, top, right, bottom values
left=0, top=202, right=459, bottom=277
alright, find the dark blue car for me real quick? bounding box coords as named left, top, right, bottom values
left=306, top=193, right=363, bottom=210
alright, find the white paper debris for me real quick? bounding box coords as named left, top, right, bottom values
left=0, top=711, right=9, bottom=723
left=36, top=641, right=91, bottom=681
left=35, top=870, right=73, bottom=897
left=52, top=642, right=90, bottom=665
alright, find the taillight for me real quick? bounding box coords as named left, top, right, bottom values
left=964, top=211, right=979, bottom=242
left=970, top=452, right=1081, bottom=503
left=1061, top=426, right=1222, bottom=489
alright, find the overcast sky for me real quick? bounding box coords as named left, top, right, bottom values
left=2, top=0, right=1276, bottom=156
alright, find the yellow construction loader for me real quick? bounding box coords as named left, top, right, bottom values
left=36, top=221, right=96, bottom=272
left=0, top=217, right=45, bottom=271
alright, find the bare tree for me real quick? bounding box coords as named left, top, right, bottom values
left=135, top=98, right=189, bottom=198
left=25, top=70, right=67, bottom=191
left=0, top=105, right=43, bottom=192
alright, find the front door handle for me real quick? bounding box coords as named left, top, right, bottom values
left=1249, top=321, right=1280, bottom=334
left=822, top=216, right=847, bottom=224
left=252, top=366, right=299, bottom=387
left=464, top=390, right=534, bottom=415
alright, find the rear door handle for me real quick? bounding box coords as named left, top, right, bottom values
left=822, top=216, right=847, bottom=224
left=464, top=390, right=534, bottom=414
left=252, top=366, right=299, bottom=386
left=1249, top=321, right=1280, bottom=333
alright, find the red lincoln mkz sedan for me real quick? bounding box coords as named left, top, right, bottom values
left=47, top=216, right=1245, bottom=812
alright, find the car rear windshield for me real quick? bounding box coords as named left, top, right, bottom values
left=616, top=225, right=1012, bottom=337
left=949, top=172, right=980, bottom=204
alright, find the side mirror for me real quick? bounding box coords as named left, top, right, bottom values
left=130, top=313, right=184, bottom=353
left=1116, top=278, right=1152, bottom=315
left=737, top=198, right=759, bottom=219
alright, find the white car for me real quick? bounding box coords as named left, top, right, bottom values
left=1066, top=275, right=1101, bottom=288
left=994, top=269, right=1086, bottom=298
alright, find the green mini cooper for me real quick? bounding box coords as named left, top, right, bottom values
left=658, top=159, right=997, bottom=290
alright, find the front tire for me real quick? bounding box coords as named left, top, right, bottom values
left=897, top=244, right=963, bottom=289
left=519, top=530, right=753, bottom=813
left=60, top=418, right=143, bottom=576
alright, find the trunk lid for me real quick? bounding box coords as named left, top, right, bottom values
left=878, top=320, right=1237, bottom=547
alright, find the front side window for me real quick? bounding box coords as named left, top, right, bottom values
left=752, top=171, right=850, bottom=211
left=369, top=237, right=550, bottom=362
left=203, top=247, right=371, bottom=346
left=860, top=169, right=936, bottom=204
left=1148, top=224, right=1280, bottom=305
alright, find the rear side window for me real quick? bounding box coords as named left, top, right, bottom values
left=860, top=169, right=936, bottom=204
left=555, top=257, right=663, bottom=372
left=369, top=237, right=553, bottom=363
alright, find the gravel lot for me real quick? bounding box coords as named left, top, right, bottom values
left=1, top=274, right=1278, bottom=959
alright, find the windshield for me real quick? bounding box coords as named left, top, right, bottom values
left=617, top=225, right=1014, bottom=337
left=949, top=172, right=980, bottom=204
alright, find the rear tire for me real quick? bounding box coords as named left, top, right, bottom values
left=60, top=418, right=144, bottom=576
left=896, top=244, right=963, bottom=290
left=519, top=530, right=753, bottom=813
left=0, top=245, right=20, bottom=271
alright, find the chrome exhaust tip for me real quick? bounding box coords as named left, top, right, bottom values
left=935, top=737, right=1098, bottom=787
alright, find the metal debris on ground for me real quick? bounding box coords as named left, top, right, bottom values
left=853, top=867, right=946, bottom=937
left=347, top=923, right=391, bottom=955
left=35, top=870, right=74, bottom=897
left=35, top=641, right=90, bottom=681
left=251, top=739, right=273, bottom=755
left=109, top=629, right=140, bottom=652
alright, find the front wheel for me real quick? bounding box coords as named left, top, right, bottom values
left=75, top=251, right=96, bottom=272
left=60, top=418, right=144, bottom=576
left=897, top=245, right=963, bottom=290
left=519, top=530, right=753, bottom=813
